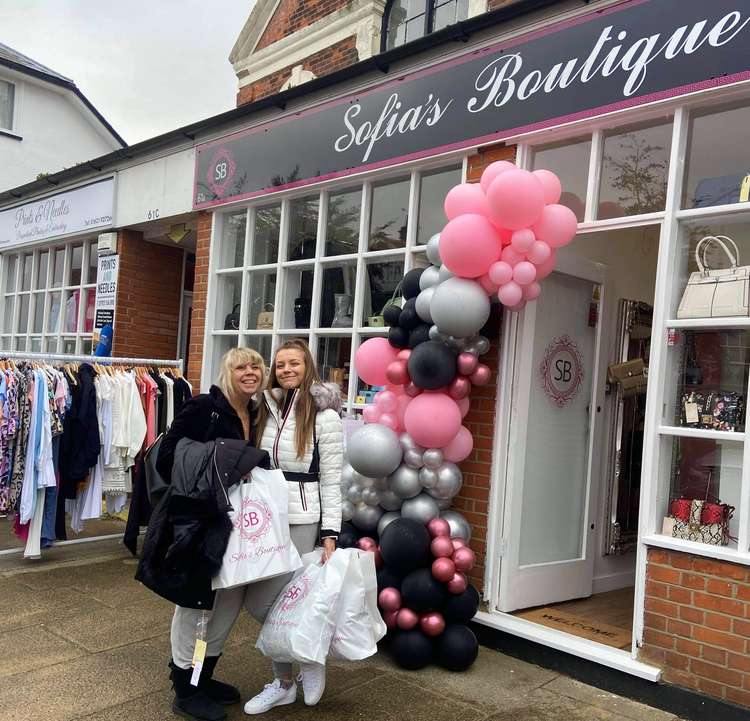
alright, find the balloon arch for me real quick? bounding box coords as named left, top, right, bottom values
left=339, top=162, right=578, bottom=671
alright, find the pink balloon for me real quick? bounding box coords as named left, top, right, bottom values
left=443, top=425, right=474, bottom=463
left=527, top=240, right=552, bottom=265
left=532, top=169, right=563, bottom=205
left=498, top=228, right=513, bottom=246
left=428, top=518, right=451, bottom=538
left=470, top=364, right=491, bottom=386
left=432, top=557, right=456, bottom=582
left=440, top=214, right=502, bottom=278
left=374, top=548, right=383, bottom=569
left=480, top=160, right=516, bottom=193
left=375, top=390, right=399, bottom=413
left=385, top=383, right=404, bottom=395
left=478, top=273, right=500, bottom=295
left=404, top=393, right=462, bottom=448
left=447, top=572, right=468, bottom=595
left=457, top=396, right=471, bottom=418
left=397, top=349, right=412, bottom=361
left=379, top=587, right=402, bottom=613
left=451, top=538, right=466, bottom=551
left=487, top=169, right=546, bottom=230
left=386, top=360, right=410, bottom=386
left=488, top=261, right=513, bottom=286
left=357, top=537, right=377, bottom=552
left=404, top=382, right=423, bottom=398
left=498, top=281, right=523, bottom=307
left=511, top=229, right=536, bottom=254
left=431, top=535, right=454, bottom=558
left=535, top=249, right=557, bottom=279
left=452, top=546, right=476, bottom=573
left=420, top=611, right=446, bottom=637
left=356, top=338, right=398, bottom=386
left=513, top=261, right=537, bottom=287
left=383, top=609, right=399, bottom=630
left=397, top=607, right=419, bottom=630
left=509, top=301, right=527, bottom=312
left=524, top=282, right=542, bottom=301
left=395, top=394, right=411, bottom=427
left=362, top=405, right=380, bottom=424
left=444, top=183, right=490, bottom=220
left=501, top=246, right=525, bottom=268
left=379, top=413, right=400, bottom=431
left=448, top=376, right=471, bottom=400
left=457, top=352, right=478, bottom=376
left=532, top=203, right=578, bottom=248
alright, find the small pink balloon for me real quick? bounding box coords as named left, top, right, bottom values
left=501, top=246, right=525, bottom=268
left=451, top=538, right=466, bottom=551
left=420, top=611, right=446, bottom=637
left=498, top=281, right=523, bottom=307
left=524, top=282, right=542, bottom=301
left=384, top=609, right=399, bottom=630
left=511, top=229, right=536, bottom=254
left=532, top=204, right=578, bottom=248
left=356, top=337, right=398, bottom=386
left=527, top=240, right=552, bottom=265
left=480, top=160, right=516, bottom=193
left=457, top=396, right=471, bottom=418
left=488, top=261, right=514, bottom=286
left=374, top=548, right=383, bottom=569
left=443, top=425, right=474, bottom=463
left=397, top=349, right=412, bottom=361
left=532, top=169, right=563, bottom=205
left=362, top=405, right=381, bottom=424
left=379, top=412, right=399, bottom=431
left=447, top=572, right=468, bottom=595
left=478, top=273, right=500, bottom=295
left=535, top=249, right=557, bottom=280
left=452, top=546, right=476, bottom=573
left=428, top=517, right=451, bottom=538
left=487, top=169, right=546, bottom=230
left=470, top=364, right=491, bottom=386
left=357, top=536, right=377, bottom=552
left=440, top=214, right=502, bottom=278
left=397, top=607, right=419, bottom=630
left=375, top=390, right=399, bottom=413
left=431, top=535, right=454, bottom=558
left=513, top=261, right=537, bottom=287
left=444, top=183, right=490, bottom=220
left=448, top=376, right=471, bottom=400
left=379, top=587, right=402, bottom=613
left=405, top=382, right=423, bottom=398
left=386, top=360, right=410, bottom=386
left=432, top=557, right=456, bottom=582
left=457, top=352, right=479, bottom=376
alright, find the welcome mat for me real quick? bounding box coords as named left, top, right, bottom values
left=517, top=607, right=632, bottom=649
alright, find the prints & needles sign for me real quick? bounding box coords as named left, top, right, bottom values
left=194, top=0, right=750, bottom=208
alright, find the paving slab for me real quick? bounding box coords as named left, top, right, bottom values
left=483, top=686, right=622, bottom=721
left=0, top=581, right=96, bottom=633
left=0, top=625, right=85, bottom=678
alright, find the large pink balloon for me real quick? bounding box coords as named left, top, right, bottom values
left=513, top=261, right=537, bottom=287
left=440, top=213, right=502, bottom=278
left=444, top=183, right=489, bottom=220
left=527, top=240, right=552, bottom=265
left=480, top=160, right=516, bottom=193
left=487, top=169, right=546, bottom=230
left=532, top=204, right=579, bottom=248
left=535, top=249, right=558, bottom=280
left=443, top=425, right=474, bottom=463
left=498, top=281, right=523, bottom=307
left=404, top=393, right=462, bottom=448
left=356, top=338, right=398, bottom=386
left=488, top=261, right=513, bottom=286
left=532, top=169, right=562, bottom=205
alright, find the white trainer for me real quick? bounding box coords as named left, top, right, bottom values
left=243, top=679, right=297, bottom=715
left=299, top=663, right=326, bottom=706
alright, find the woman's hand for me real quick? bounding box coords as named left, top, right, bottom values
left=321, top=537, right=336, bottom=563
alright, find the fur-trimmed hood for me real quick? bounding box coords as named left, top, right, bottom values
left=268, top=383, right=342, bottom=414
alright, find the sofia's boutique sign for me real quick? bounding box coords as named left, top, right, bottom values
left=194, top=0, right=750, bottom=208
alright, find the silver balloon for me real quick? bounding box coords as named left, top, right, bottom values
left=389, top=464, right=421, bottom=499
left=431, top=277, right=491, bottom=338
left=352, top=502, right=384, bottom=533
left=445, top=335, right=468, bottom=351
left=435, top=497, right=452, bottom=510
left=422, top=448, right=444, bottom=470
left=346, top=484, right=364, bottom=504
left=425, top=462, right=463, bottom=500
left=440, top=509, right=472, bottom=542
left=401, top=493, right=440, bottom=524
left=426, top=233, right=442, bottom=265
left=374, top=477, right=389, bottom=491
left=363, top=487, right=381, bottom=506
left=348, top=424, right=403, bottom=478
left=342, top=499, right=355, bottom=522
left=438, top=264, right=454, bottom=283
left=419, top=466, right=439, bottom=489
left=419, top=265, right=441, bottom=291
left=399, top=432, right=420, bottom=453
left=428, top=325, right=443, bottom=342
left=359, top=475, right=376, bottom=489
left=378, top=511, right=401, bottom=538
left=404, top=449, right=424, bottom=469
left=415, top=287, right=434, bottom=323
left=475, top=336, right=491, bottom=355
left=379, top=488, right=404, bottom=511
left=341, top=464, right=358, bottom=488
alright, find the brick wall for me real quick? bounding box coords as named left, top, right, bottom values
left=641, top=548, right=750, bottom=707
left=237, top=36, right=359, bottom=105
left=113, top=230, right=183, bottom=360
left=256, top=0, right=351, bottom=51
left=186, top=212, right=211, bottom=392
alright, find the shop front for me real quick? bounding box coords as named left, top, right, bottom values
left=191, top=0, right=750, bottom=703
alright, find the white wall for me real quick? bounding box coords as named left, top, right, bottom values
left=0, top=71, right=120, bottom=192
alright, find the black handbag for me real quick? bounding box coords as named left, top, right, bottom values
left=224, top=303, right=241, bottom=330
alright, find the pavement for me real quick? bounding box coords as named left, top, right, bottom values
left=0, top=536, right=687, bottom=721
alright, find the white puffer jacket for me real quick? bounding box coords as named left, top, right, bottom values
left=258, top=384, right=343, bottom=536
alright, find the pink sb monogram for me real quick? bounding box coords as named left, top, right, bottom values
left=235, top=497, right=272, bottom=542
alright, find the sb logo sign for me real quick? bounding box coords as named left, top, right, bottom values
left=539, top=335, right=584, bottom=408
left=206, top=147, right=237, bottom=198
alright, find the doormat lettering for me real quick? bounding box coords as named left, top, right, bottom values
left=518, top=607, right=632, bottom=649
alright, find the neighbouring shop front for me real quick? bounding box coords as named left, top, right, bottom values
left=190, top=0, right=750, bottom=702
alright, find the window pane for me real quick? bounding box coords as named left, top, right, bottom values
left=2, top=296, right=14, bottom=333
left=44, top=337, right=59, bottom=353
left=0, top=79, right=14, bottom=130
left=387, top=1, right=427, bottom=49
left=48, top=292, right=61, bottom=333
left=319, top=260, right=357, bottom=328
left=62, top=338, right=76, bottom=355
left=21, top=253, right=32, bottom=291
left=405, top=16, right=427, bottom=43
left=82, top=288, right=95, bottom=333
left=211, top=335, right=239, bottom=380
left=30, top=337, right=42, bottom=353
left=86, top=243, right=98, bottom=284
left=417, top=165, right=461, bottom=244
left=36, top=251, right=49, bottom=289
left=598, top=122, right=672, bottom=219
left=69, top=245, right=83, bottom=286
left=317, top=336, right=351, bottom=390
left=220, top=212, right=246, bottom=269
left=279, top=267, right=313, bottom=329
left=0, top=336, right=9, bottom=351
left=532, top=139, right=591, bottom=222
left=362, top=259, right=404, bottom=326
left=433, top=0, right=469, bottom=31
left=64, top=291, right=80, bottom=333
left=32, top=293, right=44, bottom=334
left=17, top=294, right=29, bottom=333
left=245, top=271, right=277, bottom=330
left=244, top=335, right=272, bottom=368
left=369, top=178, right=410, bottom=250
left=52, top=248, right=65, bottom=287
left=253, top=205, right=281, bottom=265
left=215, top=273, right=243, bottom=330
left=3, top=254, right=17, bottom=293
left=287, top=196, right=318, bottom=261
left=326, top=188, right=361, bottom=256
left=15, top=336, right=27, bottom=352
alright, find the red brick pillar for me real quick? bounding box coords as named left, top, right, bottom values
left=186, top=211, right=212, bottom=392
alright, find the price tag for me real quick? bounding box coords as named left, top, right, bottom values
left=190, top=660, right=203, bottom=687
left=685, top=402, right=699, bottom=424
left=192, top=639, right=207, bottom=667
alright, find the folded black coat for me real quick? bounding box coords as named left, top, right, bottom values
left=136, top=438, right=269, bottom=609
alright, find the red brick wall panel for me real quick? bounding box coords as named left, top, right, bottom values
left=257, top=0, right=351, bottom=50
left=186, top=212, right=212, bottom=392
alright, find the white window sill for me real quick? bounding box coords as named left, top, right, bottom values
left=642, top=533, right=750, bottom=566
left=0, top=128, right=22, bottom=141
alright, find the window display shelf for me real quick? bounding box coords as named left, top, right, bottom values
left=359, top=326, right=389, bottom=335
left=676, top=201, right=750, bottom=220
left=668, top=318, right=750, bottom=329
left=658, top=425, right=745, bottom=443
left=643, top=534, right=747, bottom=566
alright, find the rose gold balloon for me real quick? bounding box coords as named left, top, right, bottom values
left=397, top=607, right=419, bottom=630
left=405, top=382, right=423, bottom=398
left=357, top=537, right=377, bottom=552
left=378, top=587, right=402, bottom=613
left=452, top=546, right=476, bottom=573
left=432, top=557, right=456, bottom=582
left=397, top=349, right=412, bottom=361
left=386, top=360, right=410, bottom=386
left=427, top=518, right=451, bottom=538
left=383, top=609, right=399, bottom=631
left=470, top=364, right=491, bottom=386
left=420, top=611, right=446, bottom=637
left=457, top=352, right=479, bottom=376
left=430, top=535, right=454, bottom=558
left=447, top=572, right=468, bottom=594
left=451, top=538, right=466, bottom=551
left=448, top=376, right=471, bottom=400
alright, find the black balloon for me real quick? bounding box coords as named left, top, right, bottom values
left=408, top=341, right=457, bottom=390
left=402, top=269, right=424, bottom=300
left=408, top=323, right=431, bottom=349
left=377, top=567, right=403, bottom=592
left=399, top=305, right=421, bottom=331
left=388, top=326, right=410, bottom=349
left=390, top=629, right=434, bottom=670
left=436, top=625, right=478, bottom=672
left=380, top=518, right=432, bottom=574
left=401, top=568, right=448, bottom=612
left=341, top=521, right=357, bottom=536
left=383, top=304, right=402, bottom=327
left=337, top=532, right=358, bottom=549
left=442, top=585, right=480, bottom=624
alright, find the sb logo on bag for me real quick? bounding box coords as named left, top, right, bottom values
left=235, top=497, right=272, bottom=543
left=280, top=574, right=311, bottom=613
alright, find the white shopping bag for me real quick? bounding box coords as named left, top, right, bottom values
left=329, top=550, right=387, bottom=661
left=212, top=468, right=302, bottom=590
left=256, top=548, right=353, bottom=665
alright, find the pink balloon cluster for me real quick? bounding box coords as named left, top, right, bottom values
left=377, top=586, right=446, bottom=637
left=427, top=518, right=474, bottom=595
left=441, top=162, right=578, bottom=312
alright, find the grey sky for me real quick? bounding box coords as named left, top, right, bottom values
left=0, top=1, right=256, bottom=145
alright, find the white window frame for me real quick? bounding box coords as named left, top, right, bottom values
left=0, top=77, right=17, bottom=134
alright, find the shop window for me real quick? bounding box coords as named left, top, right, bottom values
left=369, top=177, right=410, bottom=251
left=47, top=292, right=61, bottom=333
left=598, top=121, right=672, bottom=219
left=52, top=248, right=65, bottom=287
left=0, top=336, right=9, bottom=351
left=32, top=292, right=44, bottom=334
left=532, top=139, right=591, bottom=222
left=287, top=195, right=318, bottom=262
left=214, top=273, right=243, bottom=331
left=684, top=102, right=750, bottom=209
left=325, top=188, right=361, bottom=256
left=279, top=267, right=313, bottom=330
left=16, top=337, right=26, bottom=352
left=363, top=258, right=404, bottom=326
left=253, top=204, right=281, bottom=265
left=2, top=296, right=14, bottom=334
left=85, top=243, right=98, bottom=284
left=82, top=289, right=95, bottom=333
left=43, top=337, right=58, bottom=353
left=3, top=254, right=17, bottom=293
left=384, top=0, right=469, bottom=51
left=69, top=245, right=83, bottom=286
left=36, top=251, right=49, bottom=290
left=319, top=260, right=357, bottom=329
left=417, top=165, right=462, bottom=244
left=0, top=78, right=14, bottom=131
left=29, top=337, right=41, bottom=353
left=246, top=335, right=272, bottom=368
left=245, top=270, right=277, bottom=331
left=17, top=294, right=29, bottom=334
left=317, top=336, right=351, bottom=390
left=62, top=338, right=75, bottom=355
left=219, top=212, right=246, bottom=269
left=20, top=253, right=32, bottom=292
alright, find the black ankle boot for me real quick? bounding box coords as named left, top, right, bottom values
left=169, top=661, right=227, bottom=721
left=199, top=656, right=240, bottom=705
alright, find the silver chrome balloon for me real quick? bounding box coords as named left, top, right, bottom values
left=438, top=264, right=454, bottom=283
left=399, top=432, right=419, bottom=452
left=419, top=466, right=439, bottom=489
left=373, top=476, right=389, bottom=491
left=431, top=277, right=491, bottom=339
left=415, top=287, right=435, bottom=323
left=347, top=424, right=403, bottom=478
left=352, top=502, right=384, bottom=533
left=377, top=510, right=401, bottom=538
left=435, top=497, right=452, bottom=510
left=389, top=464, right=422, bottom=499
left=426, top=233, right=442, bottom=265
left=341, top=464, right=358, bottom=488
left=425, top=462, right=463, bottom=500
left=379, top=488, right=404, bottom=511
left=404, top=449, right=424, bottom=469
left=363, top=487, right=381, bottom=506
left=346, top=484, right=364, bottom=504
left=341, top=500, right=355, bottom=522
left=440, top=509, right=472, bottom=542
left=419, top=265, right=441, bottom=291
left=422, top=448, right=444, bottom=470
left=475, top=336, right=491, bottom=355
left=428, top=325, right=443, bottom=342
left=359, top=475, right=376, bottom=489
left=400, top=493, right=440, bottom=524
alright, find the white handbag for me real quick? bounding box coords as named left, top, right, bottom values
left=677, top=236, right=750, bottom=319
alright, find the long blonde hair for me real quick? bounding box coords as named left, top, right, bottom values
left=217, top=346, right=267, bottom=408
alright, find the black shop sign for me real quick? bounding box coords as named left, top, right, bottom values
left=194, top=0, right=750, bottom=209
